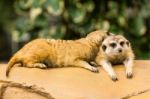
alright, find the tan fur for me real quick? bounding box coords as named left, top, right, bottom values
left=95, top=35, right=134, bottom=81
left=6, top=30, right=109, bottom=77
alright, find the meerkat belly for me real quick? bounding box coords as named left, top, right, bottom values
left=109, top=55, right=126, bottom=65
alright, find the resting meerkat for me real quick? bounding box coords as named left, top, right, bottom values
left=6, top=30, right=110, bottom=77
left=95, top=35, right=134, bottom=81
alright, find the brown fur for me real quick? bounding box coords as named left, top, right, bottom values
left=6, top=30, right=109, bottom=77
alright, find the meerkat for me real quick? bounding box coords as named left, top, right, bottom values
left=6, top=30, right=110, bottom=77
left=95, top=35, right=134, bottom=81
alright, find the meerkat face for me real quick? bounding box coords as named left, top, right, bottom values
left=101, top=35, right=130, bottom=57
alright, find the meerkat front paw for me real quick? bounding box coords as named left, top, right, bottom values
left=110, top=74, right=118, bottom=81
left=126, top=71, right=133, bottom=79
left=90, top=61, right=98, bottom=67
left=90, top=67, right=99, bottom=73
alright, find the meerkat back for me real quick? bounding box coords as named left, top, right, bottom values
left=6, top=39, right=52, bottom=76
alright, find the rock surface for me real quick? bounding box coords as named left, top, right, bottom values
left=0, top=60, right=149, bottom=99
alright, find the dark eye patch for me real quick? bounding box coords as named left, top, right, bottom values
left=120, top=41, right=124, bottom=46
left=110, top=43, right=116, bottom=48
left=102, top=45, right=107, bottom=51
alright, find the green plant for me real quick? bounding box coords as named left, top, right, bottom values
left=11, top=0, right=150, bottom=59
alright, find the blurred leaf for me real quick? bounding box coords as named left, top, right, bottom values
left=11, top=0, right=150, bottom=59
left=48, top=25, right=66, bottom=39
left=106, top=1, right=118, bottom=18
left=45, top=0, right=64, bottom=16
left=68, top=3, right=86, bottom=24
left=109, top=25, right=121, bottom=34
left=38, top=28, right=49, bottom=38
left=12, top=30, right=30, bottom=42
left=32, top=0, right=45, bottom=8
left=34, top=13, right=48, bottom=28
left=84, top=0, right=95, bottom=12
left=129, top=15, right=146, bottom=37
left=30, top=7, right=42, bottom=21
left=117, top=16, right=126, bottom=27
left=18, top=0, right=33, bottom=9
left=16, top=17, right=33, bottom=32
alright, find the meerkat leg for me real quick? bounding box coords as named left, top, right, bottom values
left=14, top=63, right=22, bottom=67
left=73, top=60, right=99, bottom=73
left=25, top=62, right=47, bottom=69
left=23, top=58, right=47, bottom=69
left=90, top=61, right=98, bottom=67
left=100, top=60, right=118, bottom=81
left=124, top=58, right=133, bottom=78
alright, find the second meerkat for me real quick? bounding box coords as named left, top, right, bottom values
left=6, top=30, right=110, bottom=77
left=95, top=35, right=134, bottom=81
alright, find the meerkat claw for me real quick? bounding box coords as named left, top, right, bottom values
left=111, top=75, right=118, bottom=81
left=126, top=72, right=133, bottom=79
left=90, top=61, right=98, bottom=67
left=90, top=67, right=99, bottom=73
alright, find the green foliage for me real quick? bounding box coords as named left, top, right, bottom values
left=10, top=0, right=150, bottom=59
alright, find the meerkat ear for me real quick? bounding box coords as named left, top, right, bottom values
left=126, top=41, right=130, bottom=46
left=102, top=45, right=107, bottom=51
left=106, top=31, right=115, bottom=36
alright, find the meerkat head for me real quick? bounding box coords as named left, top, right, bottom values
left=101, top=35, right=130, bottom=57
left=86, top=30, right=113, bottom=45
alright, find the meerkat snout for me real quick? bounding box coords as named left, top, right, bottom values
left=118, top=48, right=122, bottom=53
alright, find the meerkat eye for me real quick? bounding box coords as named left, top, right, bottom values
left=120, top=41, right=124, bottom=46
left=126, top=41, right=130, bottom=46
left=102, top=45, right=107, bottom=51
left=110, top=43, right=116, bottom=48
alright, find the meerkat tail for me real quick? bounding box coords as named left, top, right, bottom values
left=6, top=57, right=22, bottom=77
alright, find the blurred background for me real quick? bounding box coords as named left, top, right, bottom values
left=0, top=0, right=150, bottom=62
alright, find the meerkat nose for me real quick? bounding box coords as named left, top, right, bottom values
left=118, top=49, right=122, bottom=53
